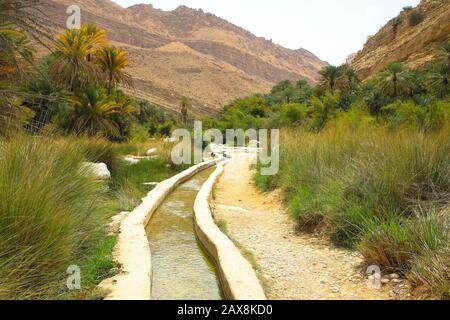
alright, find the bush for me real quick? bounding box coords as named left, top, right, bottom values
left=409, top=10, right=424, bottom=26
left=0, top=135, right=107, bottom=299
left=278, top=103, right=308, bottom=126
left=408, top=245, right=450, bottom=299
left=383, top=100, right=427, bottom=129
left=260, top=122, right=450, bottom=298
left=59, top=136, right=120, bottom=177
left=359, top=213, right=449, bottom=271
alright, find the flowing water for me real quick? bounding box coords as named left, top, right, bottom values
left=146, top=167, right=223, bottom=300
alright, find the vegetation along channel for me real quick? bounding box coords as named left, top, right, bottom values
left=146, top=167, right=223, bottom=300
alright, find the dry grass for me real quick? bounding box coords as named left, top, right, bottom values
left=256, top=118, right=450, bottom=299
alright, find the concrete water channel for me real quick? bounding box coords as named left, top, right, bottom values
left=145, top=167, right=224, bottom=300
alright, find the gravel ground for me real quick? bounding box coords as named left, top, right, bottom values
left=211, top=153, right=408, bottom=300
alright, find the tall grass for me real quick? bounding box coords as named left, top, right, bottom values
left=0, top=132, right=188, bottom=299
left=256, top=118, right=450, bottom=298
left=0, top=135, right=108, bottom=299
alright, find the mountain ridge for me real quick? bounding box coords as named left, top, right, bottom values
left=351, top=0, right=450, bottom=79
left=42, top=0, right=327, bottom=114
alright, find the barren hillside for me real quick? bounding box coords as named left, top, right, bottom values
left=351, top=0, right=450, bottom=79
left=42, top=0, right=328, bottom=114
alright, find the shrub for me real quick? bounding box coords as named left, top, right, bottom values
left=409, top=10, right=424, bottom=26
left=278, top=103, right=308, bottom=126
left=0, top=135, right=107, bottom=299
left=359, top=213, right=448, bottom=271
left=408, top=245, right=450, bottom=299
left=382, top=100, right=427, bottom=129
left=261, top=122, right=450, bottom=297
left=58, top=135, right=120, bottom=177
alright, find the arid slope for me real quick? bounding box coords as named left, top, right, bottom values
left=352, top=0, right=450, bottom=79
left=43, top=0, right=328, bottom=114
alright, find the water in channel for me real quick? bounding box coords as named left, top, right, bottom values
left=145, top=167, right=223, bottom=300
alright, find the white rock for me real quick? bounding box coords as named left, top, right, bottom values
left=163, top=137, right=178, bottom=143
left=146, top=148, right=157, bottom=156
left=82, top=162, right=111, bottom=179
left=389, top=273, right=400, bottom=280
left=123, top=156, right=140, bottom=164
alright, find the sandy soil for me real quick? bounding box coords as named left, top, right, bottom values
left=211, top=153, right=403, bottom=300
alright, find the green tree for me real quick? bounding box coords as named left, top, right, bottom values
left=376, top=62, right=409, bottom=98
left=404, top=68, right=424, bottom=97
left=342, top=65, right=358, bottom=85
left=81, top=24, right=107, bottom=62
left=24, top=76, right=70, bottom=131
left=427, top=63, right=449, bottom=98
left=180, top=96, right=190, bottom=124
left=308, top=91, right=339, bottom=130
left=319, top=66, right=343, bottom=93
left=49, top=28, right=103, bottom=91
left=270, top=80, right=296, bottom=103
left=64, top=85, right=123, bottom=136
left=97, top=47, right=133, bottom=95
left=279, top=103, right=308, bottom=126
left=382, top=100, right=427, bottom=129
left=0, top=25, right=35, bottom=80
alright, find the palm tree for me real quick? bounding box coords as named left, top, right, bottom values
left=0, top=25, right=35, bottom=80
left=24, top=76, right=71, bottom=131
left=96, top=47, right=133, bottom=95
left=376, top=62, right=408, bottom=97
left=340, top=65, right=359, bottom=92
left=0, top=25, right=35, bottom=135
left=49, top=28, right=103, bottom=91
left=67, top=85, right=122, bottom=136
left=270, top=80, right=296, bottom=103
left=342, top=65, right=358, bottom=83
left=428, top=63, right=449, bottom=98
left=180, top=96, right=189, bottom=124
left=319, top=66, right=343, bottom=93
left=404, top=68, right=424, bottom=97
left=111, top=90, right=136, bottom=114
left=81, top=24, right=108, bottom=62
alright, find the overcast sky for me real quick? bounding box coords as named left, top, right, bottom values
left=111, top=0, right=420, bottom=65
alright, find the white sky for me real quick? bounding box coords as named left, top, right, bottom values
left=111, top=0, right=421, bottom=65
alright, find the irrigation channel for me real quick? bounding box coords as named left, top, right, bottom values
left=145, top=166, right=224, bottom=300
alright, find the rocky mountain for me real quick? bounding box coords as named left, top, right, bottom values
left=351, top=0, right=450, bottom=79
left=41, top=0, right=327, bottom=114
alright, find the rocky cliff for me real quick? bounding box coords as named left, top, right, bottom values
left=351, top=0, right=450, bottom=79
left=42, top=0, right=328, bottom=114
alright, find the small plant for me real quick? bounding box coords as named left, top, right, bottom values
left=408, top=10, right=424, bottom=26
left=403, top=6, right=413, bottom=12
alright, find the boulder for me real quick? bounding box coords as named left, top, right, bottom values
left=146, top=148, right=157, bottom=156
left=82, top=162, right=111, bottom=179
left=123, top=156, right=140, bottom=164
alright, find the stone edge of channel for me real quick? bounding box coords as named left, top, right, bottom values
left=99, top=157, right=222, bottom=300
left=193, top=160, right=267, bottom=300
